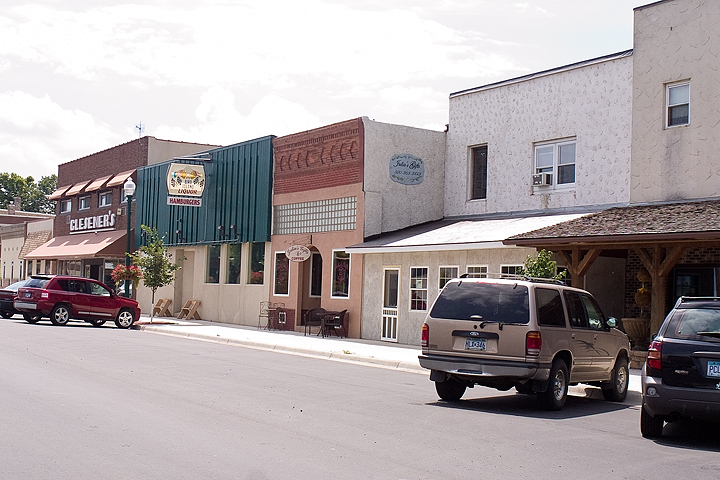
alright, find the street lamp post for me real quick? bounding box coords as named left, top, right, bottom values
left=123, top=177, right=136, bottom=298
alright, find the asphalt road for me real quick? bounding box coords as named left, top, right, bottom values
left=1, top=317, right=719, bottom=480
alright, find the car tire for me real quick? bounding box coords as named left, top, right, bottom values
left=1, top=311, right=13, bottom=319
left=50, top=304, right=71, bottom=326
left=435, top=377, right=466, bottom=401
left=539, top=359, right=569, bottom=411
left=602, top=357, right=629, bottom=402
left=114, top=309, right=135, bottom=329
left=23, top=313, right=41, bottom=324
left=640, top=404, right=664, bottom=438
left=89, top=319, right=106, bottom=327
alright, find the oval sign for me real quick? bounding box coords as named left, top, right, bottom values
left=286, top=244, right=311, bottom=262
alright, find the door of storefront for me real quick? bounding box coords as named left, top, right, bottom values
left=381, top=268, right=399, bottom=342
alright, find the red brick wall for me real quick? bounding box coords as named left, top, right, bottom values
left=273, top=118, right=364, bottom=194
left=57, top=138, right=149, bottom=186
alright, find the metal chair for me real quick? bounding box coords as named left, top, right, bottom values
left=304, top=307, right=326, bottom=336
left=322, top=310, right=347, bottom=337
left=257, top=301, right=271, bottom=329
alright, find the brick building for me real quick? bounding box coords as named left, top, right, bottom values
left=25, top=136, right=216, bottom=288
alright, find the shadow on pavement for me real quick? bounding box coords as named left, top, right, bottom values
left=650, top=419, right=720, bottom=452
left=427, top=390, right=638, bottom=420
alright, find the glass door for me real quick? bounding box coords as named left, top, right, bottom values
left=381, top=268, right=399, bottom=342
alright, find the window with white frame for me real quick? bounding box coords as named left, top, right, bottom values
left=534, top=139, right=576, bottom=188
left=439, top=266, right=459, bottom=289
left=78, top=195, right=91, bottom=211
left=98, top=191, right=112, bottom=207
left=274, top=252, right=289, bottom=295
left=666, top=82, right=689, bottom=127
left=470, top=145, right=488, bottom=200
left=331, top=250, right=350, bottom=298
left=60, top=199, right=72, bottom=214
left=466, top=265, right=488, bottom=278
left=410, top=267, right=428, bottom=311
left=501, top=265, right=523, bottom=277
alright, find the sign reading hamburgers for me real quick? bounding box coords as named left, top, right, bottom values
left=167, top=163, right=206, bottom=197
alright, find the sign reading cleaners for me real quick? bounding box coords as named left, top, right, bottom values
left=389, top=154, right=424, bottom=185
left=70, top=210, right=116, bottom=233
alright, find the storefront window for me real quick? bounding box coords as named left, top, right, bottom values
left=226, top=244, right=242, bottom=284
left=58, top=260, right=82, bottom=277
left=331, top=250, right=350, bottom=298
left=310, top=253, right=322, bottom=297
left=248, top=242, right=265, bottom=284
left=206, top=245, right=220, bottom=284
left=274, top=252, right=289, bottom=295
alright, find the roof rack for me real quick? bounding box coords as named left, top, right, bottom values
left=674, top=296, right=720, bottom=307
left=458, top=273, right=566, bottom=285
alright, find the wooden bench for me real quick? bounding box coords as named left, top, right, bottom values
left=152, top=298, right=173, bottom=317
left=177, top=300, right=201, bottom=320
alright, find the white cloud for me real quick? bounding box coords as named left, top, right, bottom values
left=0, top=91, right=123, bottom=178
left=153, top=88, right=322, bottom=145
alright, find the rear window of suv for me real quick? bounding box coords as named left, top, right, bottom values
left=671, top=308, right=720, bottom=341
left=24, top=278, right=51, bottom=289
left=430, top=281, right=529, bottom=323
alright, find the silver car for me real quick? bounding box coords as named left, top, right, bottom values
left=419, top=276, right=631, bottom=410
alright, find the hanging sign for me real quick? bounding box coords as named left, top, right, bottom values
left=167, top=163, right=206, bottom=197
left=286, top=245, right=311, bottom=262
left=389, top=154, right=424, bottom=185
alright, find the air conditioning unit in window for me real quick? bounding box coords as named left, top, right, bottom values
left=532, top=173, right=552, bottom=186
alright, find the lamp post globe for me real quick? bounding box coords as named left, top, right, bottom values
left=123, top=178, right=136, bottom=298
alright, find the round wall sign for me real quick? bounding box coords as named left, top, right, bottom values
left=286, top=245, right=311, bottom=262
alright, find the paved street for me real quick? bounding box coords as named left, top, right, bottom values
left=1, top=316, right=719, bottom=480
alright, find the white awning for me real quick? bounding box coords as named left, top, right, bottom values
left=345, top=213, right=591, bottom=254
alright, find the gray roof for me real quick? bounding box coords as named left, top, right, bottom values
left=506, top=200, right=720, bottom=245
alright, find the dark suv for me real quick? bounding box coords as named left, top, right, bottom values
left=14, top=275, right=141, bottom=329
left=641, top=297, right=720, bottom=437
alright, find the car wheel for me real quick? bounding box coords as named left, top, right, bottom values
left=435, top=377, right=466, bottom=401
left=114, top=309, right=135, bottom=329
left=23, top=313, right=41, bottom=324
left=50, top=304, right=71, bottom=326
left=539, top=359, right=569, bottom=411
left=640, top=404, right=664, bottom=438
left=602, top=357, right=629, bottom=402
left=1, top=311, right=13, bottom=319
left=89, top=319, right=106, bottom=327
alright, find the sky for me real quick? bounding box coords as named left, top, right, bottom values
left=1, top=0, right=643, bottom=180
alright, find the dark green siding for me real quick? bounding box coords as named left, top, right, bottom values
left=134, top=136, right=274, bottom=247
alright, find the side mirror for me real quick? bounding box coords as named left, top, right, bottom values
left=606, top=317, right=617, bottom=328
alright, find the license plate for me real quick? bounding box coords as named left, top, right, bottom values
left=24, top=292, right=31, bottom=298
left=465, top=338, right=487, bottom=351
left=707, top=361, right=720, bottom=377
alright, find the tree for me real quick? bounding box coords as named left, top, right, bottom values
left=516, top=249, right=567, bottom=280
left=130, top=225, right=182, bottom=322
left=0, top=172, right=57, bottom=214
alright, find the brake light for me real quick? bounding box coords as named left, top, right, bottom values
left=647, top=340, right=662, bottom=370
left=41, top=290, right=49, bottom=299
left=526, top=331, right=542, bottom=356
left=421, top=323, right=429, bottom=348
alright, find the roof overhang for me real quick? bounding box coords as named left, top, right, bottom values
left=24, top=230, right=128, bottom=260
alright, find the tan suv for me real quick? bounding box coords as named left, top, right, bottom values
left=419, top=276, right=631, bottom=410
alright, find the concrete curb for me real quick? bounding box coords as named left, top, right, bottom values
left=133, top=321, right=643, bottom=392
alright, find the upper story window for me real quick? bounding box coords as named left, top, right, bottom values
left=98, top=191, right=112, bottom=207
left=666, top=82, right=689, bottom=127
left=59, top=199, right=72, bottom=214
left=78, top=195, right=91, bottom=211
left=534, top=138, right=576, bottom=189
left=470, top=145, right=488, bottom=200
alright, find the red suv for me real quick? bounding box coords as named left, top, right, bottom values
left=14, top=275, right=141, bottom=329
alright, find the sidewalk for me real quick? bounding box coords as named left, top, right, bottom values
left=132, top=313, right=642, bottom=394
